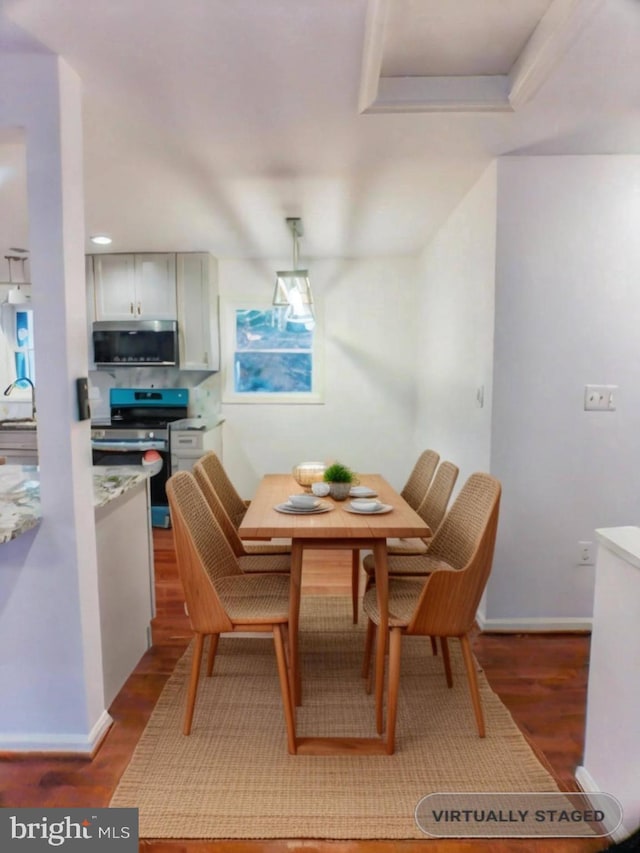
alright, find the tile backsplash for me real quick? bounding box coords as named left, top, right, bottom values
left=88, top=368, right=221, bottom=422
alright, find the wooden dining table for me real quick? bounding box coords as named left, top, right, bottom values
left=238, top=472, right=430, bottom=755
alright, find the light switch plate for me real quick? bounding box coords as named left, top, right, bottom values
left=584, top=385, right=617, bottom=411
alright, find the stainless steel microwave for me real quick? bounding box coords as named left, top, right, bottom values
left=92, top=320, right=179, bottom=366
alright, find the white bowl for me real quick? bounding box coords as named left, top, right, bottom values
left=288, top=493, right=320, bottom=509
left=350, top=486, right=377, bottom=498
left=311, top=482, right=331, bottom=497
left=350, top=499, right=382, bottom=512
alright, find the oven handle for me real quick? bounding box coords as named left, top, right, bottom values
left=91, top=440, right=167, bottom=452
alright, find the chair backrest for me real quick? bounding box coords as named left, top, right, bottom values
left=166, top=470, right=243, bottom=634
left=400, top=449, right=440, bottom=510
left=196, top=451, right=248, bottom=529
left=409, top=472, right=501, bottom=637
left=416, top=460, right=459, bottom=534
left=193, top=460, right=246, bottom=557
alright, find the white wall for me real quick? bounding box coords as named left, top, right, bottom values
left=219, top=256, right=419, bottom=498
left=487, top=156, right=640, bottom=626
left=414, top=163, right=497, bottom=484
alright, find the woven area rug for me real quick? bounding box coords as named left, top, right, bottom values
left=110, top=596, right=561, bottom=840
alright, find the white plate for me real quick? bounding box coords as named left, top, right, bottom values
left=344, top=503, right=393, bottom=515
left=274, top=501, right=333, bottom=515
left=349, top=486, right=377, bottom=498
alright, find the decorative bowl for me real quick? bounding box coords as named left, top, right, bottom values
left=350, top=499, right=382, bottom=512
left=292, top=461, right=326, bottom=488
left=288, top=494, right=320, bottom=509
left=311, top=482, right=331, bottom=497
left=142, top=449, right=164, bottom=477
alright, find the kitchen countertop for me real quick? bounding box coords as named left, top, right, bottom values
left=0, top=464, right=150, bottom=545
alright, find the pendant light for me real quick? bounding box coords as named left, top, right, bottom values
left=272, top=217, right=315, bottom=328
left=4, top=249, right=31, bottom=304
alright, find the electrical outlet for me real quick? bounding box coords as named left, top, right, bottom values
left=584, top=385, right=617, bottom=411
left=577, top=541, right=595, bottom=566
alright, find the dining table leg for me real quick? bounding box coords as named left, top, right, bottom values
left=372, top=538, right=390, bottom=737
left=289, top=538, right=304, bottom=706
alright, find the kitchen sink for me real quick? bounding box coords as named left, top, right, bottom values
left=0, top=419, right=38, bottom=430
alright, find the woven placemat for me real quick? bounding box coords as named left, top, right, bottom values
left=111, top=596, right=561, bottom=839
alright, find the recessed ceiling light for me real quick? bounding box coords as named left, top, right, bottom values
left=90, top=234, right=112, bottom=245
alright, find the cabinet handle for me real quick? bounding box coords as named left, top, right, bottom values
left=137, top=302, right=141, bottom=315
left=130, top=302, right=134, bottom=314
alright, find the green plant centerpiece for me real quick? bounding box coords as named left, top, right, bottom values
left=323, top=462, right=355, bottom=501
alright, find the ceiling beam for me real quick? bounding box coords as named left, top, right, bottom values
left=508, top=0, right=605, bottom=109
left=357, top=0, right=390, bottom=114
left=358, top=0, right=605, bottom=115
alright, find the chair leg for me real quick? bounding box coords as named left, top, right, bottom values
left=183, top=632, right=205, bottom=735
left=440, top=636, right=453, bottom=688
left=362, top=617, right=375, bottom=681
left=430, top=636, right=438, bottom=656
left=460, top=633, right=485, bottom=737
left=206, top=633, right=220, bottom=677
left=375, top=628, right=386, bottom=736
left=385, top=627, right=402, bottom=754
left=273, top=624, right=297, bottom=754
left=351, top=548, right=360, bottom=623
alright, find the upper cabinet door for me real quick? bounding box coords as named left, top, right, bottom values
left=176, top=252, right=219, bottom=371
left=134, top=253, right=177, bottom=319
left=94, top=255, right=137, bottom=321
left=93, top=253, right=177, bottom=321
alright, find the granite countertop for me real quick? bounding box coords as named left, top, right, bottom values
left=0, top=464, right=149, bottom=545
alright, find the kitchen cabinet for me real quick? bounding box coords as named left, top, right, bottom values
left=92, top=253, right=177, bottom=321
left=176, top=252, right=219, bottom=371
left=95, top=473, right=154, bottom=706
left=0, top=428, right=38, bottom=465
left=86, top=255, right=96, bottom=370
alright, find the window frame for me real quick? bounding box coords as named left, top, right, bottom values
left=221, top=297, right=324, bottom=405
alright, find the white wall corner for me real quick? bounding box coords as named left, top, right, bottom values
left=575, top=767, right=629, bottom=844
left=0, top=711, right=113, bottom=755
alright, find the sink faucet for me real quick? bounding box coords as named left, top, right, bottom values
left=3, top=378, right=36, bottom=421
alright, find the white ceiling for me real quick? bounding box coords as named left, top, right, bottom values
left=1, top=0, right=640, bottom=265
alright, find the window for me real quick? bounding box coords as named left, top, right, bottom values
left=222, top=301, right=322, bottom=404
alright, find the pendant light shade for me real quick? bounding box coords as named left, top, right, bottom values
left=272, top=218, right=314, bottom=327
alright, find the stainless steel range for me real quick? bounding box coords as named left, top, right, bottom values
left=90, top=388, right=188, bottom=527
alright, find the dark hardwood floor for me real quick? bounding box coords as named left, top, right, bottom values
left=0, top=529, right=613, bottom=853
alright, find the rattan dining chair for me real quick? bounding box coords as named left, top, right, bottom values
left=166, top=471, right=296, bottom=753
left=197, top=450, right=250, bottom=528
left=194, top=459, right=291, bottom=572
left=400, top=449, right=440, bottom=510
left=349, top=449, right=440, bottom=624
left=361, top=472, right=501, bottom=753
left=351, top=460, right=458, bottom=624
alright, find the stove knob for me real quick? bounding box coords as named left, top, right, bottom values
left=148, top=431, right=155, bottom=439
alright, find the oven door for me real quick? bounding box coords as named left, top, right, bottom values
left=91, top=440, right=170, bottom=527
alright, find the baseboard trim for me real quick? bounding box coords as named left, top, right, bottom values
left=0, top=710, right=113, bottom=756
left=477, top=614, right=592, bottom=632
left=575, top=766, right=629, bottom=843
